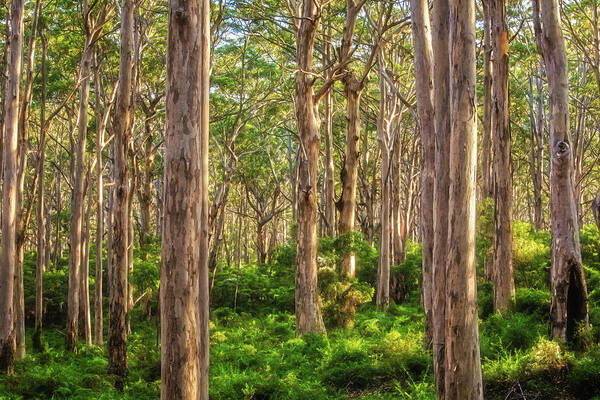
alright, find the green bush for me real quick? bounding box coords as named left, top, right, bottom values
left=322, top=339, right=380, bottom=390
left=514, top=288, right=550, bottom=319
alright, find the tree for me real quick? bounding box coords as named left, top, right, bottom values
left=490, top=0, right=515, bottom=313
left=161, top=0, right=211, bottom=397
left=0, top=0, right=25, bottom=375
left=293, top=0, right=326, bottom=336
left=533, top=0, right=590, bottom=343
left=410, top=0, right=435, bottom=345
left=432, top=0, right=450, bottom=397
left=445, top=0, right=483, bottom=397
left=108, top=0, right=134, bottom=385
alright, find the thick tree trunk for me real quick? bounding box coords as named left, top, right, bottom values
left=161, top=0, right=211, bottom=397
left=490, top=0, right=515, bottom=313
left=533, top=0, right=589, bottom=343
left=67, top=40, right=93, bottom=353
left=445, top=0, right=483, bottom=398
left=432, top=1, right=450, bottom=396
left=410, top=0, right=435, bottom=346
left=108, top=0, right=134, bottom=386
left=0, top=0, right=24, bottom=374
left=294, top=0, right=325, bottom=336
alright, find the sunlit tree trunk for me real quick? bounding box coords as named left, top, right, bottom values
left=294, top=0, right=326, bottom=336
left=108, top=0, right=134, bottom=385
left=445, top=0, right=483, bottom=397
left=432, top=1, right=450, bottom=396
left=410, top=0, right=435, bottom=346
left=34, top=31, right=48, bottom=352
left=533, top=0, right=589, bottom=343
left=161, top=0, right=211, bottom=397
left=490, top=0, right=515, bottom=313
left=0, top=0, right=24, bottom=374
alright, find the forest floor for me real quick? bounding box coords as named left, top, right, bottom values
left=2, top=223, right=600, bottom=399
left=1, top=294, right=600, bottom=400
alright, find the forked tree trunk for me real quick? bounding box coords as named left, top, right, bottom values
left=161, top=0, right=211, bottom=397
left=0, top=0, right=24, bottom=374
left=533, top=0, right=589, bottom=343
left=410, top=0, right=435, bottom=346
left=294, top=0, right=325, bottom=336
left=490, top=0, right=515, bottom=313
left=108, top=0, right=134, bottom=386
left=445, top=0, right=483, bottom=398
left=432, top=1, right=450, bottom=397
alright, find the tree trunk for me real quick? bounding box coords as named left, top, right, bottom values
left=593, top=192, right=600, bottom=234
left=533, top=0, right=589, bottom=343
left=338, top=78, right=362, bottom=279
left=34, top=31, right=48, bottom=352
left=490, top=0, right=515, bottom=313
left=480, top=0, right=493, bottom=200
left=445, top=0, right=484, bottom=398
left=93, top=51, right=104, bottom=347
left=67, top=39, right=93, bottom=354
left=323, top=18, right=336, bottom=238
left=410, top=0, right=435, bottom=346
left=161, top=0, right=211, bottom=397
left=294, top=0, right=325, bottom=336
left=80, top=195, right=92, bottom=346
left=108, top=0, right=134, bottom=386
left=432, top=0, right=451, bottom=396
left=0, top=0, right=24, bottom=374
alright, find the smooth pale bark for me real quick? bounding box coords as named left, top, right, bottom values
left=108, top=0, right=134, bottom=385
left=480, top=0, right=493, bottom=200
left=93, top=53, right=104, bottom=346
left=375, top=63, right=392, bottom=312
left=490, top=0, right=515, bottom=313
left=80, top=197, right=92, bottom=346
left=14, top=0, right=42, bottom=360
left=445, top=0, right=483, bottom=398
left=337, top=80, right=361, bottom=278
left=66, top=40, right=93, bottom=353
left=432, top=1, right=450, bottom=396
left=161, top=0, right=211, bottom=397
left=34, top=34, right=48, bottom=351
left=410, top=0, right=435, bottom=346
left=323, top=28, right=336, bottom=238
left=0, top=0, right=24, bottom=374
left=528, top=73, right=545, bottom=230
left=533, top=0, right=589, bottom=343
left=294, top=0, right=325, bottom=336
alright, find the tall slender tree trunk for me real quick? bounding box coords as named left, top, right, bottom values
left=480, top=0, right=493, bottom=200
left=161, top=0, right=211, bottom=397
left=533, top=0, right=589, bottom=343
left=80, top=195, right=92, bottom=346
left=490, top=0, right=515, bottom=313
left=432, top=1, right=450, bottom=396
left=323, top=32, right=336, bottom=238
left=108, top=0, right=134, bottom=385
left=67, top=38, right=93, bottom=354
left=445, top=0, right=483, bottom=398
left=410, top=0, right=435, bottom=346
left=93, top=52, right=104, bottom=347
left=34, top=33, right=48, bottom=351
left=294, top=0, right=325, bottom=336
left=338, top=79, right=362, bottom=279
left=0, top=0, right=24, bottom=374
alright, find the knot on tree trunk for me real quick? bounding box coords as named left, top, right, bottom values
left=555, top=141, right=570, bottom=157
